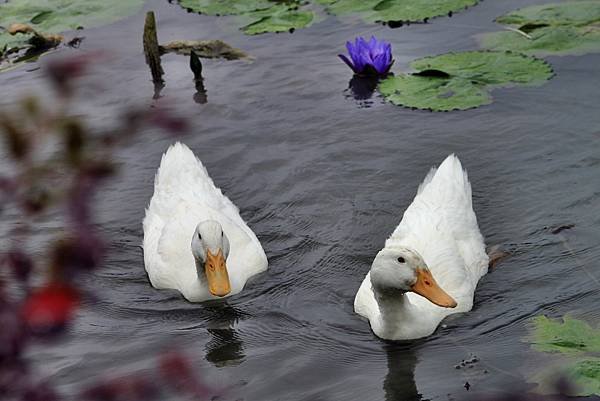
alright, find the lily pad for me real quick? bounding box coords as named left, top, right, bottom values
left=0, top=0, right=145, bottom=45
left=480, top=1, right=600, bottom=56
left=0, top=0, right=145, bottom=71
left=378, top=51, right=552, bottom=111
left=316, top=0, right=479, bottom=24
left=176, top=0, right=314, bottom=34
left=530, top=315, right=600, bottom=355
left=527, top=316, right=600, bottom=396
left=529, top=358, right=600, bottom=396
left=566, top=358, right=600, bottom=396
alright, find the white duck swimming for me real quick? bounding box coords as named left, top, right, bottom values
left=143, top=142, right=268, bottom=302
left=354, top=155, right=488, bottom=340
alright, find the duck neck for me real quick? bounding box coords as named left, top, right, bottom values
left=373, top=288, right=420, bottom=340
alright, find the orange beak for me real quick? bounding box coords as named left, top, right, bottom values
left=204, top=249, right=231, bottom=297
left=410, top=268, right=457, bottom=308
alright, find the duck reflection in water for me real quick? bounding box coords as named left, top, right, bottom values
left=383, top=343, right=422, bottom=401
left=202, top=302, right=246, bottom=367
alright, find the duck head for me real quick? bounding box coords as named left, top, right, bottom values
left=370, top=247, right=457, bottom=308
left=191, top=220, right=231, bottom=297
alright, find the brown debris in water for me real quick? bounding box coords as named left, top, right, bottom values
left=159, top=39, right=248, bottom=60
left=8, top=23, right=63, bottom=50
left=487, top=245, right=509, bottom=269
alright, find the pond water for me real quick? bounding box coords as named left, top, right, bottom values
left=1, top=0, right=600, bottom=400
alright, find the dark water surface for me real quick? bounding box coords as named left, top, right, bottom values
left=1, top=0, right=600, bottom=400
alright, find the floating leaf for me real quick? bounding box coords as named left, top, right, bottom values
left=315, top=0, right=479, bottom=24
left=480, top=1, right=600, bottom=56
left=176, top=0, right=314, bottom=34
left=495, top=1, right=600, bottom=27
left=378, top=51, right=552, bottom=111
left=379, top=74, right=491, bottom=111
left=529, top=315, right=600, bottom=355
left=527, top=317, right=600, bottom=396
left=177, top=0, right=276, bottom=16
left=243, top=6, right=314, bottom=35
left=529, top=358, right=600, bottom=396
left=566, top=358, right=600, bottom=396
left=0, top=0, right=146, bottom=71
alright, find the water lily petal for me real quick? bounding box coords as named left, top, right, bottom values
left=338, top=54, right=358, bottom=73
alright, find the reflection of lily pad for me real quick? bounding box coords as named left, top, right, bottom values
left=316, top=0, right=479, bottom=23
left=530, top=315, right=600, bottom=355
left=378, top=51, right=552, bottom=111
left=177, top=0, right=314, bottom=34
left=480, top=1, right=600, bottom=56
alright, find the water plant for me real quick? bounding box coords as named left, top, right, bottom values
left=173, top=0, right=481, bottom=34
left=378, top=50, right=553, bottom=111
left=528, top=315, right=600, bottom=396
left=339, top=36, right=394, bottom=76
left=480, top=1, right=600, bottom=56
left=0, top=0, right=145, bottom=71
left=316, top=0, right=479, bottom=25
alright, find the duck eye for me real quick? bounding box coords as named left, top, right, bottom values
left=198, top=233, right=202, bottom=240
left=221, top=231, right=224, bottom=237
left=397, top=257, right=405, bottom=264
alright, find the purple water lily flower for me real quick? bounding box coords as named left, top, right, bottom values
left=339, top=36, right=394, bottom=76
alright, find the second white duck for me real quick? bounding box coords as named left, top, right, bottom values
left=354, top=155, right=489, bottom=340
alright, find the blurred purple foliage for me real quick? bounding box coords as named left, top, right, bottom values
left=0, top=53, right=218, bottom=401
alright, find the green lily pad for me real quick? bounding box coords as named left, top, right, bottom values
left=530, top=357, right=600, bottom=396
left=566, top=358, right=600, bottom=396
left=0, top=0, right=145, bottom=45
left=480, top=1, right=600, bottom=56
left=176, top=0, right=314, bottom=34
left=378, top=51, right=552, bottom=111
left=0, top=0, right=146, bottom=70
left=529, top=315, right=600, bottom=355
left=496, top=1, right=600, bottom=27
left=177, top=0, right=276, bottom=16
left=315, top=0, right=479, bottom=23
left=527, top=316, right=600, bottom=396
left=243, top=5, right=314, bottom=35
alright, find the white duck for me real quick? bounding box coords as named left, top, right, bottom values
left=143, top=142, right=268, bottom=302
left=354, top=155, right=489, bottom=340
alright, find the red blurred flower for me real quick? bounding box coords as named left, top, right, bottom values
left=21, top=283, right=80, bottom=335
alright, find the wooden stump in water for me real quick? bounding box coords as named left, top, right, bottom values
left=143, top=11, right=164, bottom=85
